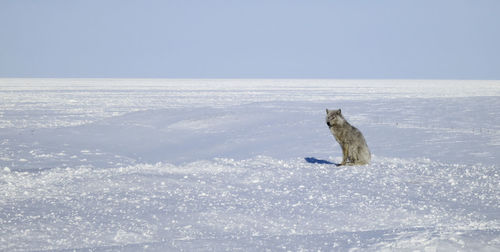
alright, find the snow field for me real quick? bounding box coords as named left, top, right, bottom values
left=1, top=156, right=498, bottom=250
left=0, top=79, right=499, bottom=251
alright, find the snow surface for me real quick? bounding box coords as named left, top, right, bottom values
left=0, top=79, right=499, bottom=251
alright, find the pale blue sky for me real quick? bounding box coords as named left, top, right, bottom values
left=1, top=0, right=499, bottom=79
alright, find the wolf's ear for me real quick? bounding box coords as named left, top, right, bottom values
left=326, top=109, right=329, bottom=114
left=337, top=109, right=341, bottom=114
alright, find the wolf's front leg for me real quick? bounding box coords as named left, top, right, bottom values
left=340, top=144, right=348, bottom=166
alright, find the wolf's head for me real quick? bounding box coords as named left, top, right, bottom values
left=326, top=109, right=344, bottom=127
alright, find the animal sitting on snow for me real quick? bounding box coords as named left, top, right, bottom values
left=326, top=109, right=371, bottom=166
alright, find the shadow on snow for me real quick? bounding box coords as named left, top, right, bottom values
left=304, top=157, right=337, bottom=165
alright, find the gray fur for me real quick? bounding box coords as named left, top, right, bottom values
left=326, top=109, right=371, bottom=166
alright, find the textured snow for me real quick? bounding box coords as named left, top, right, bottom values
left=0, top=79, right=499, bottom=251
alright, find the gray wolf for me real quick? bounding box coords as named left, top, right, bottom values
left=326, top=109, right=371, bottom=166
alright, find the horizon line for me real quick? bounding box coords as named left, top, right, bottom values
left=1, top=77, right=499, bottom=81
